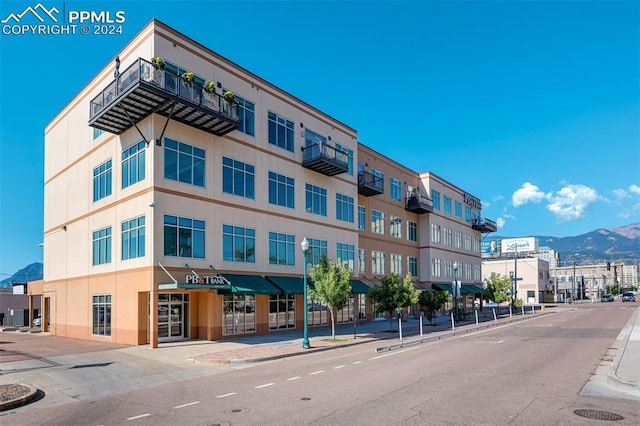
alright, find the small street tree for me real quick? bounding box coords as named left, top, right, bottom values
left=368, top=273, right=420, bottom=332
left=418, top=290, right=449, bottom=325
left=484, top=274, right=512, bottom=312
left=308, top=256, right=352, bottom=341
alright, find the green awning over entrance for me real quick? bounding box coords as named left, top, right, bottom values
left=432, top=283, right=453, bottom=293
left=266, top=276, right=306, bottom=294
left=351, top=279, right=371, bottom=294
left=218, top=274, right=282, bottom=295
left=462, top=284, right=486, bottom=295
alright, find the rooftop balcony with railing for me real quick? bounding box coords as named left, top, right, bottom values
left=405, top=191, right=433, bottom=214
left=301, top=142, right=349, bottom=177
left=472, top=217, right=498, bottom=233
left=358, top=170, right=384, bottom=196
left=89, top=58, right=239, bottom=136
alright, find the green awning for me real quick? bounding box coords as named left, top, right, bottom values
left=432, top=283, right=453, bottom=293
left=218, top=274, right=282, bottom=295
left=462, top=285, right=486, bottom=295
left=266, top=276, right=306, bottom=294
left=351, top=279, right=371, bottom=294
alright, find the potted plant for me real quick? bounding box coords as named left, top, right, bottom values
left=223, top=90, right=235, bottom=103
left=151, top=56, right=165, bottom=70
left=181, top=70, right=195, bottom=85
left=203, top=81, right=216, bottom=94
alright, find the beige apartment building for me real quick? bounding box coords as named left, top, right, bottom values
left=481, top=257, right=553, bottom=305
left=32, top=19, right=495, bottom=346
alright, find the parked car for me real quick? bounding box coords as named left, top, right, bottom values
left=33, top=316, right=42, bottom=327
left=621, top=292, right=636, bottom=302
left=601, top=294, right=614, bottom=303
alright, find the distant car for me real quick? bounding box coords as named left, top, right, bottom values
left=601, top=294, right=614, bottom=303
left=33, top=316, right=42, bottom=327
left=621, top=292, right=636, bottom=302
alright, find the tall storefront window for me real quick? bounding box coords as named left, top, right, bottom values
left=308, top=298, right=329, bottom=326
left=269, top=294, right=295, bottom=330
left=336, top=297, right=355, bottom=323
left=92, top=294, right=111, bottom=336
left=222, top=294, right=256, bottom=335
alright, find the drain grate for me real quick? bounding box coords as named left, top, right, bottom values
left=574, top=409, right=624, bottom=421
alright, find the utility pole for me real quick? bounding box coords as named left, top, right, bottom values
left=572, top=261, right=576, bottom=303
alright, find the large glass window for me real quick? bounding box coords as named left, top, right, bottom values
left=358, top=205, right=366, bottom=230
left=371, top=210, right=385, bottom=234
left=336, top=193, right=354, bottom=223
left=431, top=223, right=442, bottom=244
left=236, top=95, right=255, bottom=136
left=408, top=256, right=418, bottom=278
left=92, top=294, right=111, bottom=336
left=335, top=143, right=353, bottom=176
left=444, top=227, right=452, bottom=246
left=390, top=216, right=402, bottom=239
left=268, top=111, right=294, bottom=152
left=223, top=294, right=256, bottom=335
left=444, top=196, right=452, bottom=214
left=372, top=251, right=385, bottom=275
left=407, top=221, right=417, bottom=242
left=359, top=249, right=366, bottom=274
left=455, top=201, right=462, bottom=218
left=307, top=297, right=329, bottom=326
left=306, top=238, right=327, bottom=266
left=222, top=157, right=255, bottom=199
left=92, top=227, right=112, bottom=266
left=391, top=253, right=402, bottom=275
left=93, top=159, right=112, bottom=202
left=121, top=216, right=145, bottom=260
left=164, top=138, right=205, bottom=187
left=305, top=183, right=327, bottom=216
left=93, top=128, right=105, bottom=139
left=163, top=215, right=205, bottom=258
left=465, top=206, right=472, bottom=222
left=431, top=190, right=441, bottom=210
left=268, top=171, right=295, bottom=208
left=269, top=294, right=295, bottom=330
left=337, top=297, right=355, bottom=323
left=336, top=242, right=355, bottom=271
left=390, top=177, right=402, bottom=201
left=268, top=232, right=295, bottom=265
left=122, top=141, right=145, bottom=189
left=223, top=225, right=255, bottom=262
left=432, top=258, right=441, bottom=277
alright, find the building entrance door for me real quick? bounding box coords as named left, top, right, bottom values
left=157, top=293, right=189, bottom=342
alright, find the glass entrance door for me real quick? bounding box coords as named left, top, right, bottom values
left=157, top=293, right=188, bottom=342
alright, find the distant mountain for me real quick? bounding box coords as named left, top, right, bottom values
left=495, top=222, right=640, bottom=266
left=0, top=262, right=43, bottom=288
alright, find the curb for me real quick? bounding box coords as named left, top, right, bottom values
left=606, top=307, right=640, bottom=394
left=0, top=384, right=40, bottom=412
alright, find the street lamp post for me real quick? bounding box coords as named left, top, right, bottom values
left=300, top=237, right=310, bottom=349
left=453, top=261, right=459, bottom=321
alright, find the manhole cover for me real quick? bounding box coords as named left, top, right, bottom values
left=301, top=397, right=311, bottom=401
left=574, top=409, right=624, bottom=421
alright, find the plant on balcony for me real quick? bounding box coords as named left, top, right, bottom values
left=203, top=81, right=216, bottom=94
left=151, top=56, right=165, bottom=70
left=223, top=90, right=235, bottom=103
left=181, top=70, right=195, bottom=85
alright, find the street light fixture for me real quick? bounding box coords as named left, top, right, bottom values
left=300, top=237, right=310, bottom=349
left=453, top=261, right=459, bottom=321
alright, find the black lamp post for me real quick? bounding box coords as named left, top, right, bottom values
left=453, top=261, right=459, bottom=321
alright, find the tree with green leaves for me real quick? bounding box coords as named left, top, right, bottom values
left=418, top=290, right=449, bottom=325
left=484, top=274, right=512, bottom=311
left=308, top=256, right=353, bottom=341
left=368, top=273, right=420, bottom=332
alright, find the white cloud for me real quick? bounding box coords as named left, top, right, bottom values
left=629, top=184, right=640, bottom=195
left=496, top=217, right=506, bottom=229
left=612, top=188, right=629, bottom=200
left=512, top=183, right=548, bottom=207
left=614, top=184, right=640, bottom=218
left=546, top=184, right=598, bottom=223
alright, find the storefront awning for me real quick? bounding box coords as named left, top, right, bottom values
left=351, top=279, right=371, bottom=294
left=462, top=285, right=486, bottom=295
left=266, top=276, right=306, bottom=294
left=432, top=283, right=453, bottom=293
left=218, top=274, right=282, bottom=295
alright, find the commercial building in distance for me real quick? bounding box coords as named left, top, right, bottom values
left=32, top=19, right=495, bottom=346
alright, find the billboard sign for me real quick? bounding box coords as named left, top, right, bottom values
left=481, top=240, right=499, bottom=256
left=501, top=237, right=538, bottom=255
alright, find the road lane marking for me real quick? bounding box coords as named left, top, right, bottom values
left=474, top=340, right=503, bottom=344
left=353, top=361, right=362, bottom=364
left=333, top=365, right=346, bottom=369
left=255, top=383, right=275, bottom=389
left=216, top=392, right=237, bottom=398
left=127, top=414, right=150, bottom=420
left=310, top=370, right=325, bottom=375
left=288, top=376, right=301, bottom=381
left=174, top=401, right=200, bottom=409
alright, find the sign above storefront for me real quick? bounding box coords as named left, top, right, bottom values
left=184, top=274, right=231, bottom=289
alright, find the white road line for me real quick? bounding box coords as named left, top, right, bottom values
left=127, top=414, right=150, bottom=420
left=255, top=383, right=275, bottom=389
left=174, top=401, right=200, bottom=409
left=333, top=365, right=346, bottom=369
left=288, top=376, right=301, bottom=381
left=353, top=361, right=362, bottom=364
left=310, top=370, right=325, bottom=375
left=474, top=340, right=503, bottom=344
left=216, top=392, right=237, bottom=398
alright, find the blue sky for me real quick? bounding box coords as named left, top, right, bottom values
left=0, top=0, right=638, bottom=277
